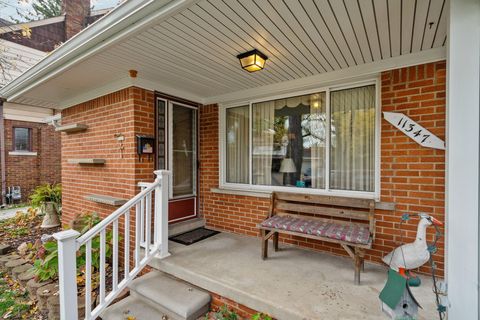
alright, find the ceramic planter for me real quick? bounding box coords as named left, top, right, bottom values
left=41, top=202, right=60, bottom=228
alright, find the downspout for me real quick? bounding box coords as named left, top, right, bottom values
left=0, top=98, right=6, bottom=207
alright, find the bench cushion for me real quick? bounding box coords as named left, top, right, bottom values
left=260, top=215, right=371, bottom=245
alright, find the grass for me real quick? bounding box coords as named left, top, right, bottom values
left=6, top=227, right=29, bottom=238
left=0, top=209, right=39, bottom=239
left=0, top=272, right=35, bottom=319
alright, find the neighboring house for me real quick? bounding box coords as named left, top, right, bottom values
left=0, top=0, right=112, bottom=204
left=0, top=3, right=109, bottom=51
left=0, top=0, right=478, bottom=319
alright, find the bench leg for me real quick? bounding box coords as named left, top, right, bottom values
left=354, top=255, right=361, bottom=285
left=354, top=248, right=365, bottom=285
left=261, top=229, right=268, bottom=260
left=273, top=232, right=279, bottom=252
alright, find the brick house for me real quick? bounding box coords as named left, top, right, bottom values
left=0, top=0, right=112, bottom=203
left=0, top=0, right=478, bottom=319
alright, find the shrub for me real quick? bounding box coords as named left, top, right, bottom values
left=32, top=212, right=114, bottom=282
left=251, top=313, right=272, bottom=320
left=208, top=305, right=239, bottom=320
left=30, top=183, right=62, bottom=212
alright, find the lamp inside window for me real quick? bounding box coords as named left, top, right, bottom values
left=237, top=49, right=268, bottom=72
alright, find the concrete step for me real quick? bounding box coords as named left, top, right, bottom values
left=100, top=296, right=166, bottom=320
left=102, top=271, right=211, bottom=320
left=129, top=271, right=210, bottom=320
left=169, top=218, right=205, bottom=237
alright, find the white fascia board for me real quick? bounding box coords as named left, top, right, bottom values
left=207, top=47, right=446, bottom=107
left=0, top=0, right=200, bottom=101
left=4, top=115, right=48, bottom=123
left=2, top=101, right=53, bottom=113
left=3, top=101, right=54, bottom=121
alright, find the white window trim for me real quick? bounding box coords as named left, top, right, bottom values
left=219, top=77, right=381, bottom=200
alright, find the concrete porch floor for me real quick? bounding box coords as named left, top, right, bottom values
left=150, top=232, right=438, bottom=320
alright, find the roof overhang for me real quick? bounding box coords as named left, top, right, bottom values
left=0, top=0, right=200, bottom=106
left=0, top=0, right=447, bottom=109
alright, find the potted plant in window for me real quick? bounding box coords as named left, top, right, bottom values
left=30, top=183, right=62, bottom=228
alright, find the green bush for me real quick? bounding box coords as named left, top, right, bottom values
left=32, top=212, right=114, bottom=282
left=30, top=183, right=62, bottom=212
left=251, top=313, right=272, bottom=320
left=206, top=306, right=272, bottom=320
left=209, top=305, right=239, bottom=320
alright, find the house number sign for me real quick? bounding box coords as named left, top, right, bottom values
left=383, top=112, right=445, bottom=150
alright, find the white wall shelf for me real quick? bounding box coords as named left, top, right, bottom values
left=55, top=124, right=88, bottom=133
left=67, top=159, right=105, bottom=164
left=84, top=194, right=127, bottom=206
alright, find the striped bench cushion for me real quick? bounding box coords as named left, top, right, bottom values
left=260, top=215, right=370, bottom=245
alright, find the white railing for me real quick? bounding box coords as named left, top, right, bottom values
left=54, top=170, right=170, bottom=320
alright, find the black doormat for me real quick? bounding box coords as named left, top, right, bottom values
left=169, top=227, right=220, bottom=246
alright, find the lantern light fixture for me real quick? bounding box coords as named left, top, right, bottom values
left=237, top=49, right=268, bottom=72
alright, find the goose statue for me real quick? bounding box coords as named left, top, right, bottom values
left=383, top=213, right=443, bottom=272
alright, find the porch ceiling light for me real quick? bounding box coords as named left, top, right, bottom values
left=237, top=49, right=268, bottom=72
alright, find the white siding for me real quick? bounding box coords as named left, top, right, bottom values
left=0, top=40, right=47, bottom=88
left=3, top=102, right=53, bottom=123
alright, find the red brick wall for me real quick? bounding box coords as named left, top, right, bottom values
left=61, top=87, right=155, bottom=225
left=60, top=62, right=445, bottom=276
left=199, top=61, right=446, bottom=274
left=210, top=293, right=261, bottom=319
left=4, top=119, right=61, bottom=202
left=376, top=61, right=446, bottom=273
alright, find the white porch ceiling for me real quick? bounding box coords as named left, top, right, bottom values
left=3, top=0, right=447, bottom=109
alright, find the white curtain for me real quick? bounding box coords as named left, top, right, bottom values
left=252, top=101, right=275, bottom=185
left=330, top=86, right=375, bottom=192
left=310, top=93, right=326, bottom=189
left=226, top=106, right=249, bottom=183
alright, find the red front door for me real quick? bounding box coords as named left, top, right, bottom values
left=156, top=97, right=198, bottom=223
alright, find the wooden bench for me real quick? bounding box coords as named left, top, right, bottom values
left=258, top=192, right=375, bottom=285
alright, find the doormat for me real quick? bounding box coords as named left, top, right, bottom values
left=169, top=227, right=220, bottom=246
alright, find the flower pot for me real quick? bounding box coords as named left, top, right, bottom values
left=41, top=202, right=60, bottom=228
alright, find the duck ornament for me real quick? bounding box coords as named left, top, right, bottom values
left=380, top=214, right=444, bottom=320
left=383, top=213, right=443, bottom=274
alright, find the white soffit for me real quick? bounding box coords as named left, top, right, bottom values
left=2, top=0, right=447, bottom=109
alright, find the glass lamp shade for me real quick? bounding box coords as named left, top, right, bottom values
left=279, top=158, right=297, bottom=173
left=237, top=49, right=268, bottom=72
